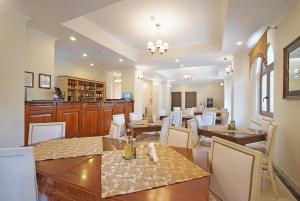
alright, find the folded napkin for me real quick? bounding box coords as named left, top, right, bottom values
left=147, top=143, right=159, bottom=162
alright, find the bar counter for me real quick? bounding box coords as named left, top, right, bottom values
left=25, top=100, right=134, bottom=145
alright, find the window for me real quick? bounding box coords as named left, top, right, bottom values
left=260, top=45, right=274, bottom=117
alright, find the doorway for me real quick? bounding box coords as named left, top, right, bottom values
left=171, top=92, right=182, bottom=111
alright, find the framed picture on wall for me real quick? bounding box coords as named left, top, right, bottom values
left=24, top=71, right=34, bottom=88
left=39, top=73, right=51, bottom=89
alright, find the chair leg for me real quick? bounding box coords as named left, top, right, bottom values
left=268, top=166, right=279, bottom=198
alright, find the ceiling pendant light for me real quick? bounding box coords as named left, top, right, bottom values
left=147, top=19, right=169, bottom=55
left=183, top=74, right=192, bottom=80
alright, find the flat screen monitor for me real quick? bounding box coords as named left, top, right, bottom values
left=123, top=92, right=132, bottom=100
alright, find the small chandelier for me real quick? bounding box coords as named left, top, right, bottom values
left=147, top=22, right=169, bottom=55
left=184, top=74, right=192, bottom=80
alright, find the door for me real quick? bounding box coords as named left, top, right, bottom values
left=171, top=92, right=182, bottom=111
left=185, top=92, right=197, bottom=108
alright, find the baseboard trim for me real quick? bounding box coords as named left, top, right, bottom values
left=274, top=164, right=300, bottom=200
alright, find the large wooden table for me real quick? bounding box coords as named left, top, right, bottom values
left=198, top=126, right=267, bottom=145
left=36, top=137, right=209, bottom=201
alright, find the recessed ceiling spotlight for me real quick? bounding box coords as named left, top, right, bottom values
left=175, top=59, right=180, bottom=63
left=236, top=41, right=243, bottom=46
left=180, top=64, right=184, bottom=67
left=119, top=58, right=123, bottom=62
left=220, top=82, right=224, bottom=86
left=82, top=53, right=87, bottom=57
left=69, top=36, right=76, bottom=41
left=90, top=63, right=94, bottom=67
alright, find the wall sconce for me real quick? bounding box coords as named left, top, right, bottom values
left=153, top=82, right=158, bottom=87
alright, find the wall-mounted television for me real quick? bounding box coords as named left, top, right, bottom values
left=123, top=92, right=132, bottom=101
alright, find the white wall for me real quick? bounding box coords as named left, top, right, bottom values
left=26, top=28, right=55, bottom=100
left=142, top=80, right=153, bottom=117
left=0, top=11, right=26, bottom=147
left=55, top=60, right=107, bottom=82
left=170, top=83, right=224, bottom=109
left=233, top=1, right=300, bottom=192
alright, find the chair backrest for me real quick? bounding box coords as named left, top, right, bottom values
left=167, top=126, right=192, bottom=149
left=265, top=123, right=277, bottom=166
left=204, top=107, right=216, bottom=113
left=194, top=115, right=202, bottom=128
left=183, top=108, right=195, bottom=117
left=220, top=112, right=229, bottom=126
left=250, top=118, right=270, bottom=131
left=107, top=121, right=121, bottom=139
left=201, top=112, right=216, bottom=126
left=129, top=113, right=142, bottom=122
left=159, top=117, right=172, bottom=145
left=159, top=110, right=167, bottom=116
left=173, top=107, right=181, bottom=112
left=210, top=137, right=262, bottom=201
left=113, top=114, right=126, bottom=136
left=28, top=122, right=66, bottom=145
left=170, top=111, right=183, bottom=127
left=187, top=119, right=200, bottom=147
left=0, top=147, right=38, bottom=201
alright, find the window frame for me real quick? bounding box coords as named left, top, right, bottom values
left=260, top=62, right=274, bottom=117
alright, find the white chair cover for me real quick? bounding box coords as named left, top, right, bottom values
left=159, top=117, right=172, bottom=145
left=183, top=108, right=195, bottom=117
left=187, top=119, right=200, bottom=147
left=173, top=107, right=181, bottom=112
left=210, top=137, right=263, bottom=201
left=28, top=122, right=66, bottom=145
left=167, top=126, right=192, bottom=149
left=0, top=147, right=38, bottom=201
left=129, top=113, right=142, bottom=122
left=170, top=111, right=183, bottom=127
left=113, top=114, right=126, bottom=136
left=106, top=121, right=121, bottom=139
left=220, top=112, right=229, bottom=126
left=201, top=112, right=216, bottom=126
left=159, top=110, right=168, bottom=116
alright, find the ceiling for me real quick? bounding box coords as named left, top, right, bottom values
left=0, top=0, right=296, bottom=83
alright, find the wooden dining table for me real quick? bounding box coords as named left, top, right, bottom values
left=36, top=137, right=209, bottom=201
left=127, top=121, right=162, bottom=137
left=198, top=126, right=267, bottom=145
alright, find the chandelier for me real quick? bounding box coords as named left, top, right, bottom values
left=147, top=22, right=169, bottom=55
left=183, top=74, right=192, bottom=80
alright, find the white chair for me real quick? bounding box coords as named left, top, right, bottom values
left=173, top=107, right=181, bottom=112
left=201, top=112, right=216, bottom=126
left=105, top=121, right=121, bottom=139
left=159, top=117, right=172, bottom=145
left=159, top=110, right=168, bottom=116
left=187, top=119, right=200, bottom=147
left=129, top=113, right=142, bottom=122
left=170, top=111, right=183, bottom=127
left=28, top=122, right=66, bottom=145
left=204, top=107, right=216, bottom=113
left=247, top=123, right=278, bottom=196
left=167, top=126, right=192, bottom=149
left=113, top=114, right=127, bottom=136
left=209, top=137, right=263, bottom=201
left=220, top=112, right=229, bottom=126
left=194, top=115, right=212, bottom=147
left=183, top=108, right=195, bottom=117
left=0, top=147, right=38, bottom=201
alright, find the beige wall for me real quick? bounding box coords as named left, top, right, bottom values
left=233, top=1, right=300, bottom=192
left=26, top=28, right=55, bottom=100
left=142, top=80, right=152, bottom=117
left=170, top=83, right=224, bottom=109
left=0, top=11, right=26, bottom=147
left=55, top=60, right=107, bottom=83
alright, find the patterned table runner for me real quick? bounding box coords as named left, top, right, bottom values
left=101, top=145, right=209, bottom=198
left=34, top=136, right=103, bottom=161
left=207, top=125, right=256, bottom=135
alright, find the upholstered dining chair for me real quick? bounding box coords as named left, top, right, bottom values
left=201, top=112, right=216, bottom=125
left=187, top=118, right=201, bottom=148
left=167, top=126, right=192, bottom=149
left=169, top=111, right=183, bottom=127
left=0, top=147, right=39, bottom=201
left=28, top=122, right=66, bottom=145
left=246, top=123, right=278, bottom=197
left=173, top=107, right=181, bottom=112
left=209, top=137, right=263, bottom=201
left=113, top=114, right=127, bottom=136
left=159, top=117, right=172, bottom=145
left=220, top=112, right=229, bottom=126
left=129, top=112, right=142, bottom=122
left=105, top=121, right=121, bottom=139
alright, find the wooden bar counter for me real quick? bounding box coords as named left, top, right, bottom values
left=25, top=100, right=134, bottom=145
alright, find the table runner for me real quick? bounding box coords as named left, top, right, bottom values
left=34, top=136, right=103, bottom=161
left=101, top=145, right=209, bottom=198
left=207, top=125, right=256, bottom=135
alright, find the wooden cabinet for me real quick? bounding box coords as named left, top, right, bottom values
left=57, top=103, right=81, bottom=138
left=25, top=102, right=57, bottom=145
left=81, top=103, right=100, bottom=137
left=25, top=100, right=134, bottom=143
